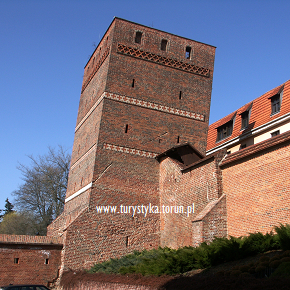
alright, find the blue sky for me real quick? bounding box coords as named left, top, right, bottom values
left=1, top=0, right=290, bottom=210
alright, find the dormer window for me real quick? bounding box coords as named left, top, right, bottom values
left=217, top=120, right=233, bottom=142
left=135, top=31, right=142, bottom=44
left=239, top=103, right=252, bottom=130
left=241, top=111, right=249, bottom=129
left=270, top=87, right=283, bottom=116
left=271, top=94, right=280, bottom=115
left=161, top=39, right=168, bottom=51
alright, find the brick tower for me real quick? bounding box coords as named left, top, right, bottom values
left=48, top=18, right=215, bottom=271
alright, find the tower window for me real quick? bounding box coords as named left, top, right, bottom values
left=161, top=39, right=168, bottom=51
left=132, top=79, right=135, bottom=88
left=185, top=46, right=191, bottom=59
left=125, top=236, right=129, bottom=247
left=14, top=258, right=19, bottom=264
left=135, top=31, right=142, bottom=44
left=177, top=136, right=180, bottom=143
left=45, top=258, right=49, bottom=265
left=125, top=124, right=129, bottom=133
left=179, top=91, right=182, bottom=100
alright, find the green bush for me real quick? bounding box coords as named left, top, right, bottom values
left=275, top=224, right=290, bottom=250
left=240, top=232, right=279, bottom=256
left=88, top=224, right=289, bottom=276
left=271, top=262, right=290, bottom=278
left=208, top=236, right=243, bottom=265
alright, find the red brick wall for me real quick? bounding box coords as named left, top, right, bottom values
left=61, top=151, right=161, bottom=271
left=105, top=18, right=215, bottom=154
left=194, top=195, right=227, bottom=245
left=0, top=235, right=62, bottom=286
left=159, top=153, right=226, bottom=248
left=222, top=140, right=290, bottom=237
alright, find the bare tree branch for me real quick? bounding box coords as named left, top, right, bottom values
left=12, top=145, right=71, bottom=235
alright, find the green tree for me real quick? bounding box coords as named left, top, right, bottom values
left=0, top=198, right=14, bottom=219
left=12, top=146, right=71, bottom=235
left=0, top=211, right=38, bottom=235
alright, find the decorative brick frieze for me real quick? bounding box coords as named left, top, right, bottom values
left=81, top=46, right=110, bottom=93
left=105, top=92, right=205, bottom=121
left=103, top=143, right=158, bottom=158
left=75, top=91, right=205, bottom=133
left=117, top=43, right=210, bottom=78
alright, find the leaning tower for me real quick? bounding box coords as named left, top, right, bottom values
left=48, top=17, right=215, bottom=271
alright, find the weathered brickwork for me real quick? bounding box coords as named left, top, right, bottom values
left=221, top=135, right=290, bottom=237
left=159, top=151, right=227, bottom=248
left=0, top=235, right=62, bottom=286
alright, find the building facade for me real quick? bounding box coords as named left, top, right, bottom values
left=158, top=80, right=290, bottom=247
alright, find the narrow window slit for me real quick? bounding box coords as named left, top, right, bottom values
left=179, top=91, right=182, bottom=99
left=14, top=258, right=19, bottom=264
left=177, top=136, right=180, bottom=143
left=132, top=79, right=135, bottom=88
left=161, top=39, right=168, bottom=51
left=186, top=46, right=191, bottom=59
left=45, top=258, right=49, bottom=265
left=125, top=236, right=129, bottom=247
left=135, top=31, right=142, bottom=44
left=125, top=124, right=129, bottom=133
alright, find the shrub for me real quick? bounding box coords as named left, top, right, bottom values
left=269, top=260, right=281, bottom=269
left=207, top=236, right=243, bottom=265
left=275, top=223, right=290, bottom=250
left=239, top=265, right=250, bottom=272
left=88, top=224, right=290, bottom=276
left=271, top=262, right=290, bottom=278
left=241, top=232, right=279, bottom=256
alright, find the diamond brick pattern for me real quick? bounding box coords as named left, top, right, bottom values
left=105, top=92, right=205, bottom=121
left=103, top=143, right=158, bottom=158
left=117, top=43, right=210, bottom=78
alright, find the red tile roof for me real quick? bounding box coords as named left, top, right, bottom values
left=206, top=80, right=290, bottom=151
